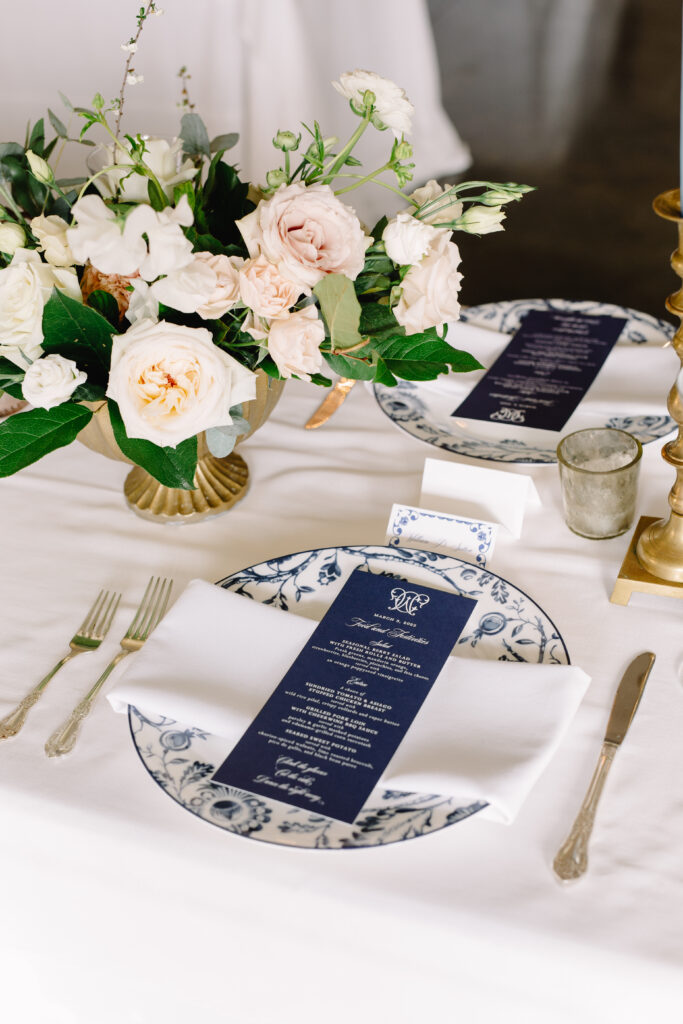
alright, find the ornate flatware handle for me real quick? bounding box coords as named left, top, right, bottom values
left=0, top=654, right=73, bottom=740
left=44, top=697, right=95, bottom=758
left=553, top=742, right=618, bottom=882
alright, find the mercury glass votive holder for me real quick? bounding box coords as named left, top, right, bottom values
left=557, top=428, right=643, bottom=539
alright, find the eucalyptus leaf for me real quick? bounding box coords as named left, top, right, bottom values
left=205, top=423, right=239, bottom=458
left=0, top=404, right=92, bottom=477
left=210, top=133, right=239, bottom=153
left=313, top=275, right=362, bottom=351
left=108, top=401, right=198, bottom=490
left=180, top=112, right=211, bottom=160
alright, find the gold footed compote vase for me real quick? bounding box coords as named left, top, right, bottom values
left=77, top=370, right=284, bottom=524
left=611, top=188, right=683, bottom=603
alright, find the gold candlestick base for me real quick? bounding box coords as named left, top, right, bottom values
left=611, top=516, right=683, bottom=604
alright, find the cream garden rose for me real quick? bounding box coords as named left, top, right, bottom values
left=237, top=182, right=370, bottom=290
left=266, top=306, right=325, bottom=381
left=0, top=249, right=81, bottom=366
left=21, top=353, right=86, bottom=409
left=332, top=70, right=414, bottom=137
left=195, top=253, right=244, bottom=319
left=106, top=318, right=257, bottom=447
left=238, top=255, right=303, bottom=318
left=394, top=234, right=463, bottom=335
left=30, top=214, right=74, bottom=267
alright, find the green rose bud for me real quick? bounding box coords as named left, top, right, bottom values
left=266, top=168, right=288, bottom=189
left=26, top=150, right=54, bottom=185
left=273, top=130, right=300, bottom=152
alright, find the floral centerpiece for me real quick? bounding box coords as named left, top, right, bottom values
left=0, top=4, right=531, bottom=503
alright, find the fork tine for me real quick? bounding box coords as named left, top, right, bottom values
left=79, top=589, right=105, bottom=634
left=97, top=592, right=121, bottom=639
left=135, top=577, right=162, bottom=638
left=138, top=577, right=168, bottom=640
left=126, top=576, right=156, bottom=638
left=146, top=578, right=172, bottom=637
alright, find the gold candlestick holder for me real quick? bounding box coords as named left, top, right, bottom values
left=611, top=188, right=683, bottom=604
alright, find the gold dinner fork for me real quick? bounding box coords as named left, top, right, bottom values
left=45, top=576, right=173, bottom=758
left=0, top=590, right=121, bottom=741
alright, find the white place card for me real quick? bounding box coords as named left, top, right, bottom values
left=420, top=457, right=540, bottom=539
left=386, top=503, right=497, bottom=567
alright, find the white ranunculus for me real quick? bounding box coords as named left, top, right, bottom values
left=237, top=183, right=370, bottom=290
left=382, top=212, right=446, bottom=266
left=90, top=138, right=198, bottom=202
left=456, top=204, right=506, bottom=234
left=30, top=214, right=74, bottom=267
left=332, top=70, right=414, bottom=137
left=130, top=195, right=195, bottom=281
left=195, top=253, right=244, bottom=319
left=106, top=318, right=257, bottom=447
left=406, top=180, right=463, bottom=226
left=125, top=279, right=159, bottom=325
left=22, top=353, right=86, bottom=409
left=394, top=234, right=463, bottom=335
left=0, top=249, right=82, bottom=366
left=0, top=221, right=26, bottom=255
left=238, top=255, right=303, bottom=318
left=266, top=305, right=325, bottom=381
left=67, top=195, right=148, bottom=276
left=150, top=256, right=217, bottom=314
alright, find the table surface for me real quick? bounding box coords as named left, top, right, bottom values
left=2, top=377, right=682, bottom=1024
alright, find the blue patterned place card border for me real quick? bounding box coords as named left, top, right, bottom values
left=386, top=503, right=497, bottom=568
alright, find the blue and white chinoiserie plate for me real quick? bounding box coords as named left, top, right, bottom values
left=128, top=545, right=568, bottom=850
left=373, top=298, right=676, bottom=464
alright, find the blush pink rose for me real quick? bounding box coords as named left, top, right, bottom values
left=266, top=306, right=325, bottom=381
left=238, top=255, right=303, bottom=318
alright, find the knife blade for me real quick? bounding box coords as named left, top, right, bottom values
left=553, top=651, right=655, bottom=883
left=304, top=378, right=356, bottom=429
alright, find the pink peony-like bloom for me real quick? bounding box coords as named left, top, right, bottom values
left=237, top=183, right=371, bottom=291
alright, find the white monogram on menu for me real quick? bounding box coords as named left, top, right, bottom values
left=389, top=588, right=430, bottom=616
left=490, top=407, right=526, bottom=423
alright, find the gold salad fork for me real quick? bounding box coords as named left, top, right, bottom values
left=45, top=576, right=173, bottom=758
left=0, top=590, right=121, bottom=741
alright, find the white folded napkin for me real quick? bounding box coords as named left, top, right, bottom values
left=444, top=320, right=674, bottom=419
left=108, top=579, right=590, bottom=823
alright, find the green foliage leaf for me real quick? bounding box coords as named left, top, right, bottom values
left=48, top=109, right=67, bottom=139
left=85, top=289, right=121, bottom=329
left=147, top=177, right=167, bottom=211
left=41, top=289, right=115, bottom=384
left=180, top=112, right=211, bottom=160
left=195, top=158, right=252, bottom=248
left=359, top=301, right=398, bottom=338
left=309, top=373, right=332, bottom=387
left=28, top=119, right=45, bottom=155
left=0, top=357, right=25, bottom=399
left=0, top=403, right=92, bottom=477
left=323, top=352, right=375, bottom=381
left=173, top=180, right=196, bottom=209
left=210, top=133, right=239, bottom=153
left=371, top=215, right=388, bottom=241
left=108, top=401, right=198, bottom=490
left=313, top=275, right=362, bottom=351
left=369, top=332, right=483, bottom=384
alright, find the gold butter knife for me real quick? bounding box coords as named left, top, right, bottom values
left=553, top=651, right=655, bottom=882
left=304, top=377, right=356, bottom=429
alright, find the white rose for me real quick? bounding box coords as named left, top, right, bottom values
left=0, top=249, right=82, bottom=366
left=194, top=252, right=243, bottom=319
left=266, top=306, right=325, bottom=381
left=90, top=138, right=198, bottom=202
left=382, top=212, right=446, bottom=266
left=130, top=195, right=195, bottom=281
left=332, top=70, right=414, bottom=137
left=394, top=234, right=463, bottom=335
left=238, top=255, right=303, bottom=318
left=125, top=279, right=159, bottom=325
left=67, top=195, right=148, bottom=276
left=237, top=183, right=370, bottom=290
left=106, top=318, right=257, bottom=447
left=150, top=257, right=216, bottom=314
left=0, top=222, right=26, bottom=255
left=456, top=204, right=506, bottom=234
left=30, top=214, right=74, bottom=267
left=406, top=180, right=463, bottom=226
left=21, top=353, right=86, bottom=409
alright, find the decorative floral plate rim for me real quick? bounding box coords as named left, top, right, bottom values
left=128, top=544, right=569, bottom=850
left=373, top=298, right=676, bottom=464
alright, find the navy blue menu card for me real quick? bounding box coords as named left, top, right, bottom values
left=212, top=569, right=477, bottom=824
left=452, top=310, right=627, bottom=431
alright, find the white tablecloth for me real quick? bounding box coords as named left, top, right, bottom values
left=1, top=378, right=682, bottom=1023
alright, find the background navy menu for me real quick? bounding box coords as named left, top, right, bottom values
left=212, top=569, right=477, bottom=824
left=452, top=310, right=627, bottom=431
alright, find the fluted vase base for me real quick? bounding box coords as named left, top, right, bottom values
left=124, top=451, right=250, bottom=524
